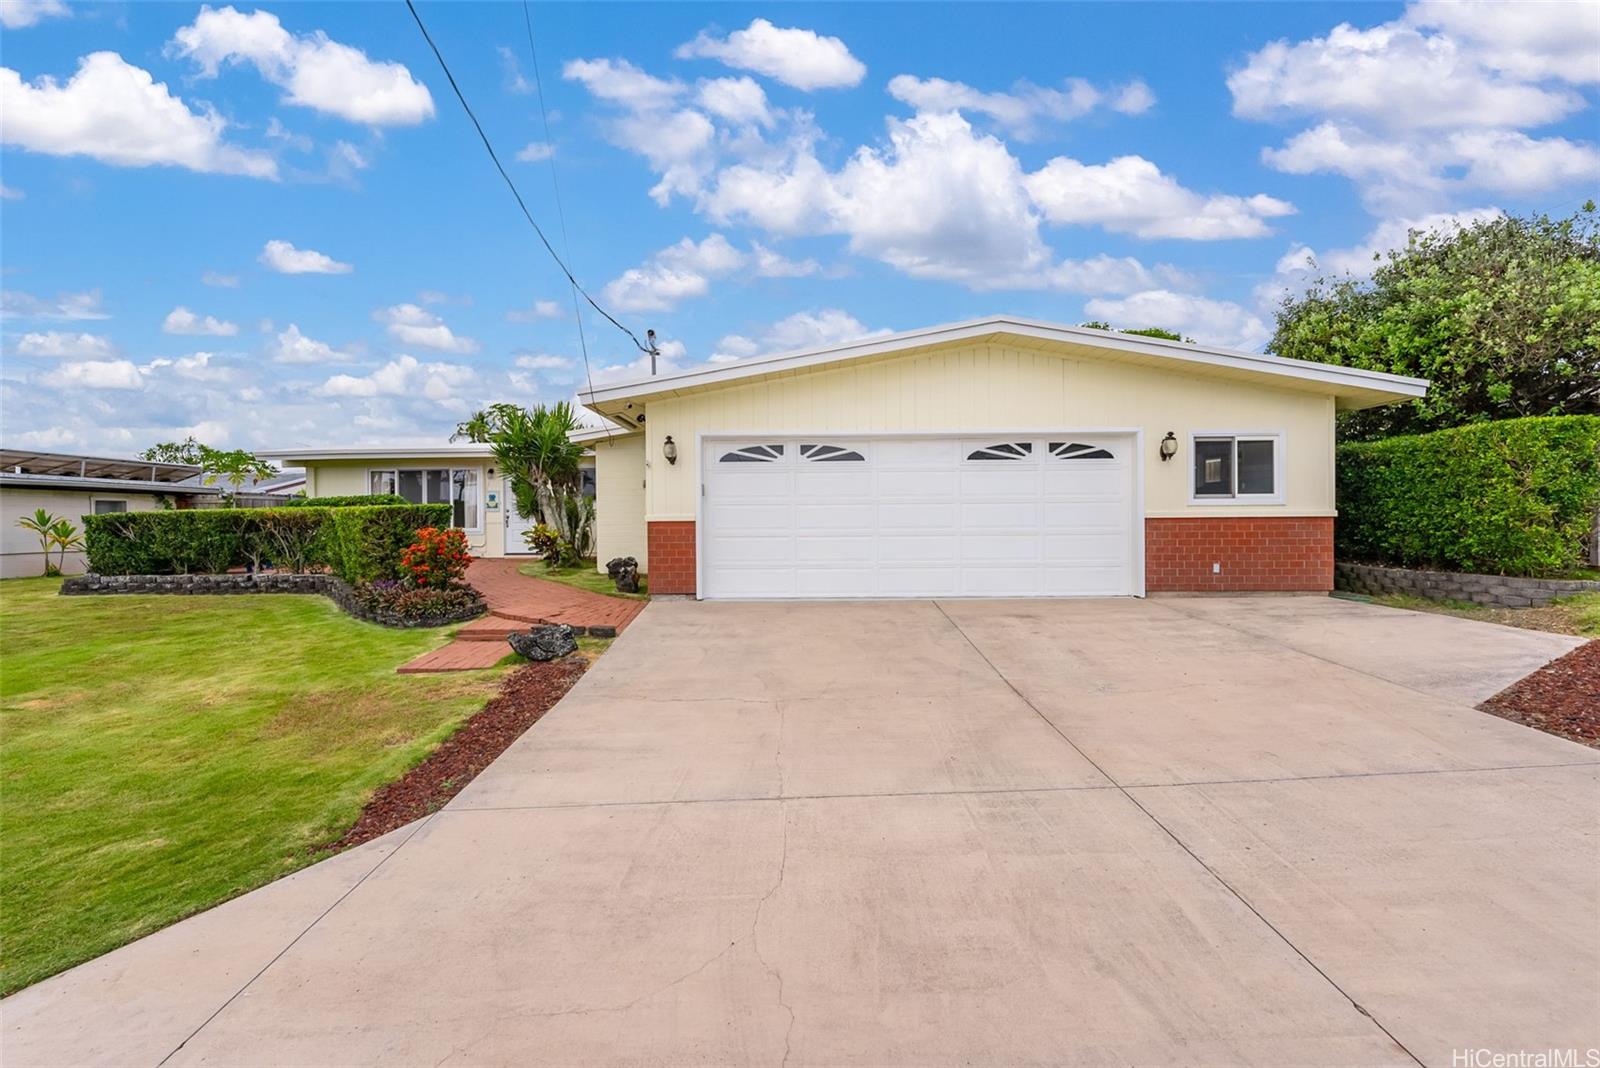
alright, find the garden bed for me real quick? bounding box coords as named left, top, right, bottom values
left=1478, top=641, right=1600, bottom=749
left=59, top=572, right=486, bottom=629
left=321, top=656, right=588, bottom=850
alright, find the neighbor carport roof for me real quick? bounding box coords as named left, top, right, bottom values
left=0, top=448, right=206, bottom=484
left=579, top=314, right=1428, bottom=418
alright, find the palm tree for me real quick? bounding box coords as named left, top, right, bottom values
left=487, top=402, right=590, bottom=561
left=15, top=508, right=63, bottom=576
left=48, top=519, right=85, bottom=575
left=450, top=410, right=494, bottom=443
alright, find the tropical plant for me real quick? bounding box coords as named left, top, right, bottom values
left=523, top=523, right=562, bottom=562
left=483, top=399, right=592, bottom=565
left=1271, top=203, right=1600, bottom=440
left=15, top=508, right=64, bottom=576
left=47, top=519, right=85, bottom=575
left=398, top=527, right=472, bottom=589
left=139, top=437, right=279, bottom=499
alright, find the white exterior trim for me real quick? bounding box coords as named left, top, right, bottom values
left=581, top=315, right=1428, bottom=411
left=263, top=445, right=494, bottom=462
left=1187, top=429, right=1288, bottom=506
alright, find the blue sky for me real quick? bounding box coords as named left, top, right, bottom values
left=2, top=1, right=1596, bottom=453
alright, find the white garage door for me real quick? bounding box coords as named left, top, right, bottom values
left=700, top=435, right=1136, bottom=599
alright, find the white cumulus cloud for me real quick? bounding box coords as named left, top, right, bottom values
left=506, top=299, right=565, bottom=322
left=41, top=359, right=144, bottom=390
left=676, top=18, right=865, bottom=91
left=1025, top=155, right=1295, bottom=239
left=0, top=52, right=277, bottom=178
left=601, top=233, right=817, bottom=313
left=268, top=323, right=349, bottom=364
left=1083, top=291, right=1271, bottom=352
left=2, top=288, right=108, bottom=321
left=0, top=0, right=69, bottom=29
left=162, top=306, right=239, bottom=336
left=887, top=75, right=1156, bottom=138
left=322, top=355, right=474, bottom=402
left=712, top=309, right=890, bottom=362
left=170, top=5, right=434, bottom=126
left=259, top=239, right=352, bottom=274
left=14, top=330, right=116, bottom=358
left=373, top=303, right=479, bottom=354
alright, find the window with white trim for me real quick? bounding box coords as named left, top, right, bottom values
left=1192, top=435, right=1279, bottom=500
left=92, top=499, right=128, bottom=514
left=368, top=467, right=482, bottom=530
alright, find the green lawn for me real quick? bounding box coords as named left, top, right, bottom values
left=518, top=559, right=648, bottom=599
left=1369, top=591, right=1600, bottom=639
left=0, top=577, right=505, bottom=994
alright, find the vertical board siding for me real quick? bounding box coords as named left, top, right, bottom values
left=643, top=342, right=1336, bottom=523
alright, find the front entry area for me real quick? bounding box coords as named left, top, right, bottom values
left=503, top=476, right=536, bottom=555
left=699, top=433, right=1138, bottom=599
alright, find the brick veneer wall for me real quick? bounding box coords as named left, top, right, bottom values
left=647, top=521, right=697, bottom=594
left=1145, top=516, right=1334, bottom=592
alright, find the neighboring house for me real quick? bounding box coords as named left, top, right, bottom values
left=575, top=315, right=1427, bottom=599
left=0, top=448, right=222, bottom=578
left=259, top=445, right=596, bottom=559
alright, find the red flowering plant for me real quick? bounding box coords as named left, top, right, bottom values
left=399, top=526, right=472, bottom=589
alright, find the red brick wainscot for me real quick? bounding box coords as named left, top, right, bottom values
left=647, top=520, right=697, bottom=595
left=1145, top=516, right=1334, bottom=593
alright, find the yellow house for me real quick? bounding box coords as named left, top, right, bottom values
left=261, top=444, right=598, bottom=561
left=576, top=315, right=1426, bottom=599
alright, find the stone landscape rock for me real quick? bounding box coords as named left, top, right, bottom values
left=508, top=624, right=579, bottom=661
left=606, top=556, right=640, bottom=593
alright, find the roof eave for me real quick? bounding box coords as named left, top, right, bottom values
left=579, top=315, right=1428, bottom=415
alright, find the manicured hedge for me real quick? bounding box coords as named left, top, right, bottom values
left=1337, top=416, right=1600, bottom=576
left=84, top=504, right=451, bottom=582
left=278, top=493, right=409, bottom=508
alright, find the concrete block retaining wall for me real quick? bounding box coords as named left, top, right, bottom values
left=59, top=572, right=486, bottom=628
left=1335, top=562, right=1600, bottom=609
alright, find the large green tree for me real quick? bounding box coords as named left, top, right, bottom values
left=139, top=438, right=278, bottom=497
left=1270, top=204, right=1600, bottom=439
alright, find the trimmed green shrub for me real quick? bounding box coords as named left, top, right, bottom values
left=279, top=493, right=409, bottom=508
left=84, top=503, right=451, bottom=582
left=1337, top=416, right=1600, bottom=576
left=324, top=505, right=450, bottom=582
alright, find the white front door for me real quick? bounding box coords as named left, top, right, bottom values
left=700, top=434, right=1137, bottom=600
left=503, top=477, right=538, bottom=554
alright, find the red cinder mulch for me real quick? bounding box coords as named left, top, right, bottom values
left=1478, top=640, right=1600, bottom=749
left=321, top=656, right=588, bottom=852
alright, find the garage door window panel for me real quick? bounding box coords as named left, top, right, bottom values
left=720, top=444, right=786, bottom=463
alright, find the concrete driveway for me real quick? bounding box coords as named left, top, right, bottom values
left=7, top=597, right=1597, bottom=1066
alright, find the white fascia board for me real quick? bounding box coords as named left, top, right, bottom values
left=578, top=315, right=1429, bottom=408
left=260, top=444, right=496, bottom=462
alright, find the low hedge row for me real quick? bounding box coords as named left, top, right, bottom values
left=1337, top=415, right=1600, bottom=576
left=83, top=504, right=451, bottom=583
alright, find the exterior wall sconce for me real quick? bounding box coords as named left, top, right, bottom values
left=1159, top=432, right=1178, bottom=462
left=662, top=435, right=678, bottom=465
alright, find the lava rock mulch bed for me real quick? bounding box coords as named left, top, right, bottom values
left=1478, top=640, right=1600, bottom=749
left=320, top=655, right=589, bottom=852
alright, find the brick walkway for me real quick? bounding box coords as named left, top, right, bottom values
left=398, top=558, right=646, bottom=674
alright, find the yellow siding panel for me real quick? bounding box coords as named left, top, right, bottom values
left=643, top=341, right=1337, bottom=520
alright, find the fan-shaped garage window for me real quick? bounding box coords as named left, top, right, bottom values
left=1049, top=441, right=1114, bottom=460
left=719, top=444, right=785, bottom=463
left=966, top=442, right=1033, bottom=461
left=800, top=443, right=865, bottom=462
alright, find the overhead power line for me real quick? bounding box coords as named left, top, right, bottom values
left=404, top=0, right=657, bottom=367
left=519, top=0, right=604, bottom=429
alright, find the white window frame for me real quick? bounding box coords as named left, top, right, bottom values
left=91, top=497, right=129, bottom=514
left=1188, top=431, right=1285, bottom=505
left=365, top=466, right=484, bottom=533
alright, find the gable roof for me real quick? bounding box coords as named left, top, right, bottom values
left=579, top=315, right=1427, bottom=419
